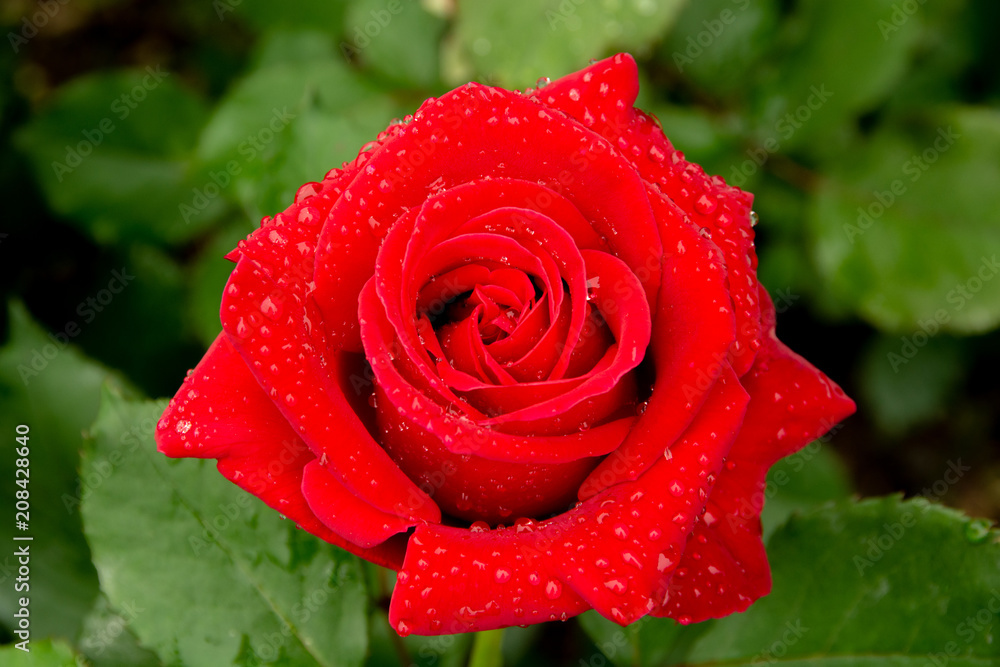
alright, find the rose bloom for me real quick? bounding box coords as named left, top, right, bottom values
left=157, top=54, right=854, bottom=636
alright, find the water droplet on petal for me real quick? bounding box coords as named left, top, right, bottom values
left=695, top=194, right=718, bottom=215
left=260, top=296, right=280, bottom=319
left=494, top=568, right=511, bottom=583
left=604, top=578, right=627, bottom=594
left=545, top=579, right=562, bottom=599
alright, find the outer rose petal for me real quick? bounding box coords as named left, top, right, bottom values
left=539, top=53, right=761, bottom=375
left=388, top=365, right=749, bottom=635
left=155, top=333, right=406, bottom=569
left=220, top=177, right=440, bottom=526
left=653, top=288, right=856, bottom=622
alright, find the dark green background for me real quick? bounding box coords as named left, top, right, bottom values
left=0, top=1, right=998, bottom=665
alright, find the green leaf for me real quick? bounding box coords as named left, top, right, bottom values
left=750, top=0, right=925, bottom=155
left=445, top=0, right=688, bottom=87
left=77, top=595, right=163, bottom=667
left=343, top=0, right=447, bottom=89
left=661, top=0, right=780, bottom=100
left=685, top=497, right=1000, bottom=666
left=0, top=639, right=81, bottom=667
left=194, top=31, right=394, bottom=219
left=229, top=0, right=347, bottom=37
left=760, top=443, right=853, bottom=541
left=13, top=70, right=220, bottom=246
left=196, top=36, right=381, bottom=167
left=245, top=97, right=400, bottom=219
left=81, top=390, right=369, bottom=667
left=0, top=302, right=133, bottom=641
left=809, top=107, right=1000, bottom=334
left=187, top=221, right=255, bottom=348
left=858, top=335, right=966, bottom=436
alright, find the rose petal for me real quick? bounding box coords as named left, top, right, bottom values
left=654, top=288, right=855, bottom=622
left=388, top=365, right=749, bottom=634
left=219, top=183, right=440, bottom=525
left=156, top=332, right=406, bottom=569
left=361, top=279, right=632, bottom=465
left=580, top=187, right=736, bottom=497
left=301, top=460, right=417, bottom=549
left=313, top=81, right=664, bottom=348
left=539, top=53, right=760, bottom=375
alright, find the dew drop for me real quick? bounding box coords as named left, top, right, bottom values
left=750, top=210, right=759, bottom=227
left=695, top=194, right=717, bottom=215
left=175, top=420, right=191, bottom=434
left=545, top=579, right=562, bottom=599
left=657, top=553, right=675, bottom=572
left=260, top=296, right=280, bottom=319
left=536, top=76, right=551, bottom=88
left=965, top=518, right=992, bottom=544
left=295, top=181, right=321, bottom=203
left=604, top=578, right=626, bottom=594
left=568, top=88, right=581, bottom=102
left=494, top=568, right=511, bottom=583
left=647, top=144, right=666, bottom=163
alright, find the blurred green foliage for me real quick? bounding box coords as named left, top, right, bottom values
left=1, top=0, right=999, bottom=665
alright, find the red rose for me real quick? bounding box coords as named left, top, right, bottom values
left=157, top=54, right=854, bottom=635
